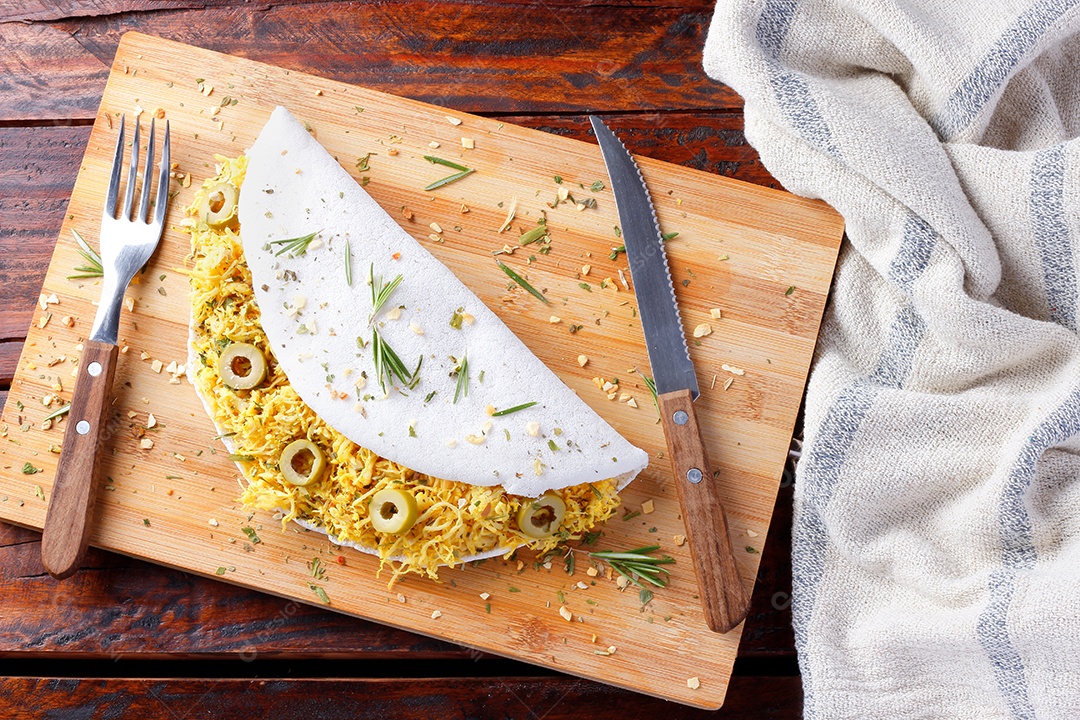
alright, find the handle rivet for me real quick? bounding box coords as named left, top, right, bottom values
left=76, top=420, right=91, bottom=435
left=673, top=410, right=689, bottom=425
left=87, top=362, right=103, bottom=377
left=687, top=467, right=703, bottom=484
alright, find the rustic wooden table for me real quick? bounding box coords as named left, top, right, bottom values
left=0, top=1, right=802, bottom=716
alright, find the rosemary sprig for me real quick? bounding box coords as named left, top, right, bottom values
left=589, top=544, right=675, bottom=589
left=368, top=265, right=418, bottom=392
left=68, top=229, right=103, bottom=279
left=369, top=264, right=404, bottom=316
left=496, top=260, right=549, bottom=304
left=423, top=156, right=475, bottom=191
left=372, top=330, right=421, bottom=392
left=452, top=352, right=469, bottom=404
left=269, top=230, right=319, bottom=257
left=344, top=239, right=353, bottom=286
left=491, top=401, right=537, bottom=417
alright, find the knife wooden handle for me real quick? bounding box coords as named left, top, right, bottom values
left=41, top=339, right=119, bottom=580
left=657, top=388, right=750, bottom=633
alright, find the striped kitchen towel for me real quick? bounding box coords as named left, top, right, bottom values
left=704, top=1, right=1080, bottom=718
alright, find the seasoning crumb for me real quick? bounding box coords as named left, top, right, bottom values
left=641, top=499, right=655, bottom=515
left=428, top=141, right=440, bottom=149
left=586, top=567, right=598, bottom=577
left=445, top=116, right=462, bottom=126
left=581, top=264, right=591, bottom=276
left=558, top=605, right=573, bottom=622
left=747, top=529, right=759, bottom=538
left=577, top=355, right=588, bottom=367
left=687, top=677, right=701, bottom=690
left=209, top=519, right=219, bottom=527
left=710, top=308, right=723, bottom=319
left=674, top=534, right=686, bottom=546
left=151, top=359, right=163, bottom=373
left=140, top=438, right=154, bottom=449
left=549, top=316, right=562, bottom=324
left=429, top=222, right=443, bottom=233
left=461, top=137, right=474, bottom=149
left=479, top=592, right=490, bottom=600
left=627, top=397, right=638, bottom=408
left=693, top=323, right=712, bottom=338
left=431, top=609, right=442, bottom=619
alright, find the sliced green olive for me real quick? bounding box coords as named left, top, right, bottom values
left=198, top=181, right=239, bottom=228
left=516, top=493, right=567, bottom=539
left=217, top=342, right=267, bottom=390
left=369, top=487, right=419, bottom=535
left=279, top=439, right=326, bottom=487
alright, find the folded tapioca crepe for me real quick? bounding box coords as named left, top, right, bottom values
left=185, top=106, right=648, bottom=581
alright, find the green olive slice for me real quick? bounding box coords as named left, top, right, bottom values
left=279, top=439, right=326, bottom=487
left=198, top=182, right=239, bottom=229
left=369, top=487, right=419, bottom=535
left=516, top=493, right=567, bottom=539
left=217, top=342, right=267, bottom=390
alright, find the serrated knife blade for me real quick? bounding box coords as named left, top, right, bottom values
left=591, top=115, right=749, bottom=633
left=588, top=118, right=699, bottom=400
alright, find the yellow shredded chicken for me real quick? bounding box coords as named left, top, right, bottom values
left=183, top=155, right=621, bottom=584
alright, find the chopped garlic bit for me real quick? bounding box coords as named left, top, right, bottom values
left=151, top=359, right=164, bottom=373
left=409, top=321, right=424, bottom=335
left=581, top=264, right=591, bottom=276
left=461, top=137, right=474, bottom=149
left=209, top=519, right=219, bottom=527
left=429, top=222, right=443, bottom=233
left=674, top=534, right=686, bottom=546
left=445, top=116, right=462, bottom=126
left=549, top=315, right=562, bottom=324
left=687, top=677, right=701, bottom=690
left=710, top=307, right=723, bottom=320
left=641, top=499, right=655, bottom=515
left=479, top=592, right=491, bottom=600
left=693, top=323, right=713, bottom=338
left=431, top=609, right=442, bottom=619
left=721, top=363, right=745, bottom=376
left=723, top=377, right=734, bottom=391
left=147, top=413, right=157, bottom=429
left=627, top=397, right=639, bottom=408
left=577, top=355, right=588, bottom=367
left=558, top=605, right=573, bottom=622
left=465, top=433, right=485, bottom=445
left=525, top=421, right=540, bottom=437
left=139, top=438, right=154, bottom=449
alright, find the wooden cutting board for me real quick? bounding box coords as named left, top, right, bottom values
left=0, top=32, right=842, bottom=709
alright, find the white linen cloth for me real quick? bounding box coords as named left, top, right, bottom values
left=704, top=2, right=1080, bottom=717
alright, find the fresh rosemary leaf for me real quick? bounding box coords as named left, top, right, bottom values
left=661, top=231, right=679, bottom=241
left=496, top=260, right=549, bottom=304
left=590, top=545, right=675, bottom=589
left=491, top=401, right=537, bottom=417
left=424, top=155, right=470, bottom=172
left=43, top=404, right=72, bottom=423
left=425, top=168, right=474, bottom=191
left=344, top=239, right=353, bottom=286
left=453, top=353, right=469, bottom=404
left=639, top=371, right=659, bottom=414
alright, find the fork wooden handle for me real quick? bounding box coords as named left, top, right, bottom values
left=657, top=389, right=750, bottom=633
left=41, top=339, right=119, bottom=579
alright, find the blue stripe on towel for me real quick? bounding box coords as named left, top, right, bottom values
left=1031, top=144, right=1075, bottom=330
left=794, top=213, right=935, bottom=717
left=756, top=0, right=841, bottom=158
left=976, top=385, right=1080, bottom=718
left=929, top=0, right=1080, bottom=139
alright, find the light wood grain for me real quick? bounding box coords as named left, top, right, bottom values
left=0, top=32, right=842, bottom=709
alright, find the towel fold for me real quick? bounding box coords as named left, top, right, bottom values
left=704, top=1, right=1080, bottom=717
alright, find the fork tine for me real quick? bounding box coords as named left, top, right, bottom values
left=122, top=120, right=141, bottom=221
left=138, top=119, right=156, bottom=223
left=103, top=115, right=126, bottom=220
left=153, top=121, right=170, bottom=228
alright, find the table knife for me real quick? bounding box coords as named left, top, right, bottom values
left=590, top=116, right=750, bottom=633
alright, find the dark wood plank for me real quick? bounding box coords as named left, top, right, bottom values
left=0, top=126, right=89, bottom=341
left=2, top=2, right=738, bottom=122
left=0, top=23, right=108, bottom=123
left=1, top=0, right=711, bottom=24
left=0, top=675, right=801, bottom=718
left=0, top=342, right=20, bottom=387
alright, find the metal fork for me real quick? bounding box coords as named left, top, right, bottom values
left=41, top=116, right=171, bottom=579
